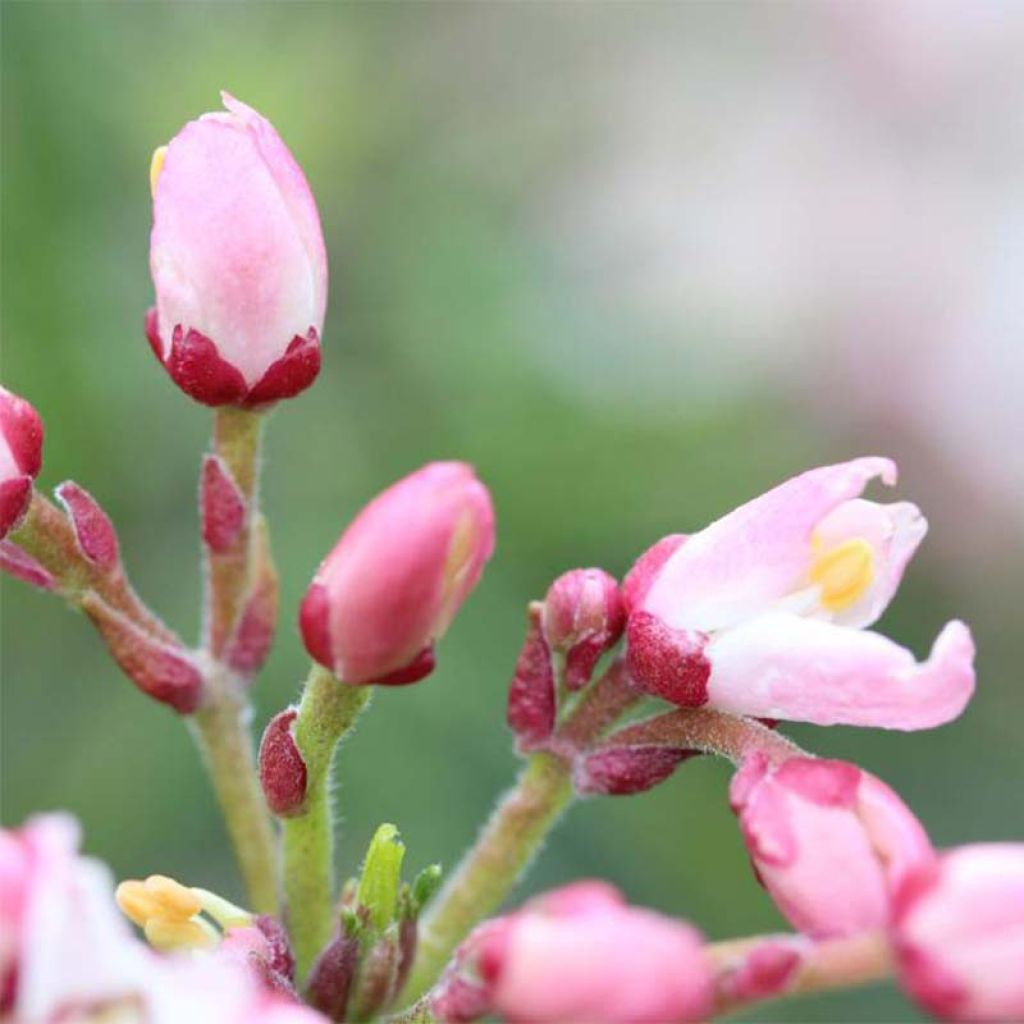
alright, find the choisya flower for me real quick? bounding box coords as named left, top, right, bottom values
left=0, top=814, right=323, bottom=1023
left=624, top=457, right=975, bottom=729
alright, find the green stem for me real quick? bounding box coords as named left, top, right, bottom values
left=282, top=665, right=372, bottom=981
left=402, top=752, right=574, bottom=1005
left=206, top=408, right=264, bottom=655
left=191, top=668, right=279, bottom=915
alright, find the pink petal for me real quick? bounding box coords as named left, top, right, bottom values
left=643, top=457, right=897, bottom=631
left=705, top=613, right=975, bottom=729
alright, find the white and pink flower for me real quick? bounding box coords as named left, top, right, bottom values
left=300, top=461, right=495, bottom=686
left=432, top=881, right=714, bottom=1024
left=730, top=754, right=934, bottom=939
left=625, top=457, right=975, bottom=729
left=893, top=843, right=1024, bottom=1023
left=147, top=93, right=327, bottom=408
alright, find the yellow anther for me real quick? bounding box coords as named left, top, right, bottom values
left=144, top=916, right=218, bottom=953
left=149, top=145, right=168, bottom=198
left=809, top=537, right=875, bottom=612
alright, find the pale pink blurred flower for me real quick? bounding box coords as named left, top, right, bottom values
left=730, top=755, right=934, bottom=939
left=300, top=462, right=495, bottom=685
left=433, top=881, right=714, bottom=1024
left=0, top=386, right=43, bottom=540
left=893, top=843, right=1024, bottom=1022
left=0, top=814, right=324, bottom=1023
left=147, top=92, right=327, bottom=407
left=625, top=457, right=975, bottom=729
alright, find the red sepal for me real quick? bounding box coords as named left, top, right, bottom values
left=507, top=603, right=556, bottom=749
left=82, top=594, right=203, bottom=713
left=375, top=645, right=435, bottom=686
left=299, top=581, right=335, bottom=672
left=625, top=610, right=711, bottom=706
left=55, top=482, right=119, bottom=571
left=0, top=393, right=43, bottom=478
left=201, top=455, right=246, bottom=553
left=242, top=329, right=321, bottom=408
left=574, top=745, right=697, bottom=796
left=0, top=540, right=55, bottom=590
left=0, top=477, right=32, bottom=539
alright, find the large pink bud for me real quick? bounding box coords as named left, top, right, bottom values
left=299, top=462, right=495, bottom=685
left=0, top=386, right=43, bottom=539
left=147, top=92, right=327, bottom=407
left=894, top=844, right=1024, bottom=1022
left=433, top=881, right=714, bottom=1024
left=730, top=754, right=934, bottom=939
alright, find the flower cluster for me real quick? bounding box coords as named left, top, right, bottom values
left=3, top=93, right=1021, bottom=1024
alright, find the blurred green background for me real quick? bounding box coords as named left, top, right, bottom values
left=3, top=3, right=1023, bottom=1021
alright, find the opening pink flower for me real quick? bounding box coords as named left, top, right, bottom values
left=147, top=92, right=327, bottom=407
left=300, top=462, right=495, bottom=685
left=730, top=755, right=935, bottom=939
left=894, top=843, right=1024, bottom=1022
left=625, top=457, right=975, bottom=728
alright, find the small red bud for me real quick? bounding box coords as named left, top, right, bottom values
left=542, top=569, right=625, bottom=690
left=81, top=594, right=203, bottom=713
left=506, top=604, right=556, bottom=750
left=201, top=454, right=246, bottom=553
left=55, top=482, right=120, bottom=572
left=306, top=931, right=359, bottom=1022
left=258, top=708, right=308, bottom=816
left=574, top=745, right=698, bottom=796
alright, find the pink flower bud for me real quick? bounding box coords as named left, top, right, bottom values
left=714, top=935, right=808, bottom=1005
left=299, top=462, right=495, bottom=686
left=306, top=930, right=359, bottom=1021
left=730, top=755, right=934, bottom=939
left=147, top=93, right=327, bottom=407
left=435, top=882, right=714, bottom=1024
left=893, top=844, right=1024, bottom=1022
left=506, top=604, right=556, bottom=751
left=0, top=386, right=43, bottom=539
left=258, top=709, right=307, bottom=817
left=542, top=568, right=625, bottom=690
left=55, top=482, right=120, bottom=572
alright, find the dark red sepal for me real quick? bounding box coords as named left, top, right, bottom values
left=574, top=745, right=698, bottom=796
left=375, top=645, right=436, bottom=686
left=242, top=329, right=321, bottom=408
left=299, top=581, right=335, bottom=672
left=258, top=708, right=307, bottom=817
left=625, top=610, right=711, bottom=707
left=507, top=603, right=556, bottom=749
left=82, top=593, right=204, bottom=713
left=55, top=482, right=119, bottom=571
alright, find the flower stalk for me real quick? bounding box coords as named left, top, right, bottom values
left=282, top=664, right=372, bottom=981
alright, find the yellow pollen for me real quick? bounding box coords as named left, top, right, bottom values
left=144, top=917, right=218, bottom=953
left=149, top=146, right=168, bottom=198
left=808, top=537, right=875, bottom=612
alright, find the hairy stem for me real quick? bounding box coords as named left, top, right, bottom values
left=709, top=930, right=893, bottom=1014
left=597, top=706, right=805, bottom=766
left=282, top=665, right=372, bottom=982
left=401, top=752, right=574, bottom=1006
left=206, top=407, right=264, bottom=655
left=191, top=667, right=279, bottom=915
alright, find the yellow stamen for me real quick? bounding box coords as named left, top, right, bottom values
left=809, top=537, right=875, bottom=612
left=149, top=145, right=168, bottom=198
left=144, top=917, right=218, bottom=953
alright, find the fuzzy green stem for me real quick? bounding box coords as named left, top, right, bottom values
left=402, top=752, right=574, bottom=1006
left=283, top=665, right=372, bottom=981
left=191, top=669, right=279, bottom=915
left=207, top=408, right=264, bottom=655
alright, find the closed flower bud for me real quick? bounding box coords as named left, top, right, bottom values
left=0, top=386, right=43, bottom=539
left=542, top=568, right=625, bottom=690
left=730, top=754, right=934, bottom=939
left=147, top=93, right=327, bottom=407
left=434, top=882, right=714, bottom=1024
left=258, top=709, right=307, bottom=816
left=299, top=462, right=495, bottom=686
left=893, top=843, right=1024, bottom=1022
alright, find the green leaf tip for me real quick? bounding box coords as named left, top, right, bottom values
left=357, top=823, right=406, bottom=932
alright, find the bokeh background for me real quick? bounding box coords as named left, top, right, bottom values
left=3, top=3, right=1023, bottom=1020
